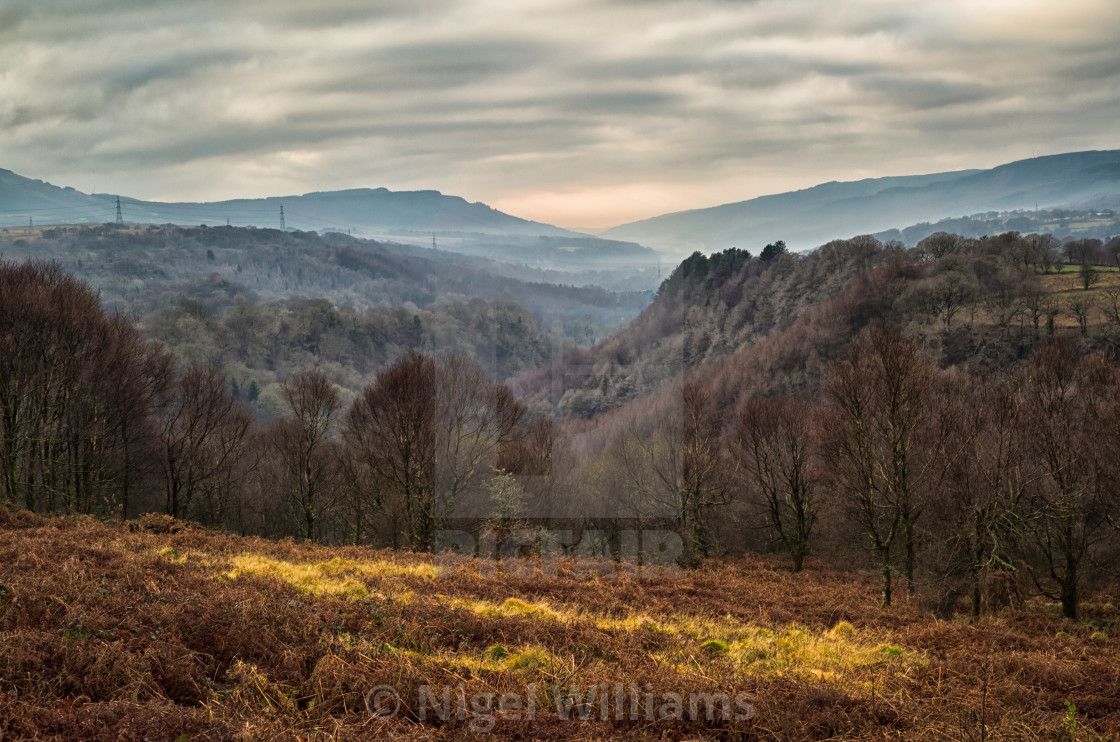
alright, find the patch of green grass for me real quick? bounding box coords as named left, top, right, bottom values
left=700, top=639, right=730, bottom=654
left=159, top=546, right=186, bottom=563
left=450, top=644, right=563, bottom=679
left=484, top=644, right=509, bottom=660
left=1051, top=264, right=1120, bottom=273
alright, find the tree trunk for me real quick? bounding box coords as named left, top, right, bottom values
left=1060, top=564, right=1079, bottom=620
left=792, top=503, right=809, bottom=573
left=902, top=505, right=916, bottom=599
left=880, top=548, right=893, bottom=608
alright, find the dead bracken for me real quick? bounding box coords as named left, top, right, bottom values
left=1, top=511, right=1117, bottom=740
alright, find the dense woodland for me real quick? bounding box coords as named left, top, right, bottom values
left=556, top=229, right=1120, bottom=619
left=146, top=296, right=561, bottom=409
left=4, top=225, right=1120, bottom=621
left=0, top=223, right=651, bottom=403
left=532, top=230, right=1120, bottom=416
left=7, top=223, right=648, bottom=342
left=29, top=224, right=649, bottom=314
left=0, top=259, right=552, bottom=545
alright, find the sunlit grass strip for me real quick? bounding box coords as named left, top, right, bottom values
left=223, top=553, right=438, bottom=599
left=650, top=623, right=915, bottom=683
left=443, top=594, right=919, bottom=679
left=451, top=644, right=565, bottom=678
left=320, top=555, right=440, bottom=580
left=450, top=596, right=562, bottom=622
left=724, top=623, right=917, bottom=676
left=221, top=550, right=917, bottom=681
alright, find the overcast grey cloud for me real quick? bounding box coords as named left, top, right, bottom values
left=1, top=0, right=1119, bottom=228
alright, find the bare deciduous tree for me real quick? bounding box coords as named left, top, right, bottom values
left=271, top=369, right=341, bottom=542
left=933, top=376, right=1030, bottom=619
left=1018, top=339, right=1116, bottom=619
left=156, top=364, right=250, bottom=519
left=616, top=381, right=731, bottom=568
left=1079, top=263, right=1100, bottom=291
left=821, top=325, right=940, bottom=606
left=0, top=261, right=163, bottom=515
left=434, top=354, right=526, bottom=527
left=733, top=396, right=818, bottom=572
left=982, top=271, right=1023, bottom=337
left=1016, top=282, right=1051, bottom=338
left=347, top=351, right=437, bottom=551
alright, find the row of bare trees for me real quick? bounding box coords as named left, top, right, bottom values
left=603, top=320, right=1120, bottom=618
left=171, top=355, right=537, bottom=546
left=7, top=259, right=1119, bottom=618
left=0, top=261, right=168, bottom=515
left=624, top=325, right=1120, bottom=619
left=0, top=261, right=543, bottom=548
left=908, top=244, right=1120, bottom=340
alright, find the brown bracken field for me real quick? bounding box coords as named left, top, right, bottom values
left=1, top=509, right=1117, bottom=741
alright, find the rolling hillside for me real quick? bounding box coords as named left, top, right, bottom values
left=0, top=169, right=564, bottom=236
left=605, top=150, right=1120, bottom=255
left=521, top=228, right=1120, bottom=425
left=1, top=511, right=1116, bottom=740
left=0, top=169, right=660, bottom=282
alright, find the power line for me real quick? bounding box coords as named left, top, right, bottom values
left=0, top=198, right=119, bottom=216
left=0, top=199, right=282, bottom=218
left=115, top=196, right=123, bottom=225
left=280, top=203, right=285, bottom=231
left=281, top=209, right=352, bottom=229
left=120, top=202, right=277, bottom=216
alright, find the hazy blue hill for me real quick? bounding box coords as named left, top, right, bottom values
left=115, top=187, right=579, bottom=237
left=0, top=170, right=573, bottom=237
left=604, top=150, right=1120, bottom=255
left=0, top=169, right=114, bottom=221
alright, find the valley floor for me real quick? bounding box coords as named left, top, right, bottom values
left=0, top=510, right=1117, bottom=740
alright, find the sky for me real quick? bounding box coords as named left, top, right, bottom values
left=2, top=0, right=1119, bottom=230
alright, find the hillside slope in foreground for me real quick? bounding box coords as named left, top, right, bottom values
left=0, top=510, right=1117, bottom=740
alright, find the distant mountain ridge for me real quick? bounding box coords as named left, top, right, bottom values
left=9, top=149, right=1120, bottom=258
left=603, top=150, right=1120, bottom=255
left=0, top=169, right=574, bottom=237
